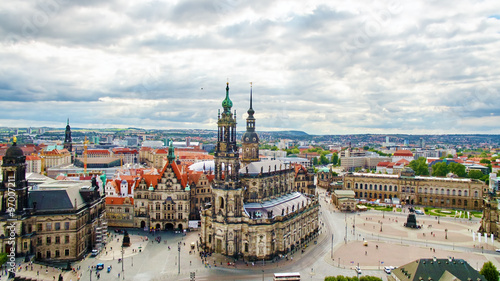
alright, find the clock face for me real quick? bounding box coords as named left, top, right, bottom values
left=245, top=137, right=249, bottom=141
left=253, top=137, right=256, bottom=141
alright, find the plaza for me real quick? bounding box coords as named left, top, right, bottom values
left=10, top=188, right=500, bottom=280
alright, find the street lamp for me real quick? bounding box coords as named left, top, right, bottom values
left=380, top=222, right=383, bottom=232
left=122, top=245, right=124, bottom=280
left=178, top=241, right=181, bottom=274
left=445, top=229, right=448, bottom=239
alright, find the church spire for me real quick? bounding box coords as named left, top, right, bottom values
left=167, top=139, right=175, bottom=164
left=64, top=118, right=72, bottom=152
left=222, top=82, right=233, bottom=114
left=248, top=82, right=254, bottom=116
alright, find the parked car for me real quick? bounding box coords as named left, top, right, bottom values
left=355, top=266, right=362, bottom=274
left=384, top=266, right=395, bottom=274
left=91, top=249, right=99, bottom=257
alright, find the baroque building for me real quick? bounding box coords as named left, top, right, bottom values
left=200, top=84, right=320, bottom=260
left=343, top=168, right=486, bottom=210
left=0, top=138, right=106, bottom=262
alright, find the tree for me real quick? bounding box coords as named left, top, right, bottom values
left=0, top=252, right=7, bottom=267
left=320, top=154, right=329, bottom=165
left=312, top=157, right=318, bottom=165
left=271, top=146, right=278, bottom=151
left=331, top=153, right=339, bottom=165
left=432, top=162, right=449, bottom=177
left=446, top=154, right=454, bottom=158
left=409, top=157, right=429, bottom=176
left=468, top=169, right=484, bottom=180
left=448, top=162, right=466, bottom=177
left=363, top=145, right=369, bottom=151
left=480, top=261, right=499, bottom=281
left=480, top=159, right=491, bottom=164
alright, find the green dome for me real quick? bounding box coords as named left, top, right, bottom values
left=222, top=83, right=232, bottom=112
left=148, top=184, right=154, bottom=191
left=185, top=184, right=190, bottom=191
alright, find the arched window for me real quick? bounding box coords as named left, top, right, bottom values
left=430, top=188, right=433, bottom=194
left=355, top=183, right=358, bottom=189
left=384, top=185, right=387, bottom=191
left=447, top=189, right=450, bottom=196
left=394, top=185, right=398, bottom=192
left=220, top=197, right=224, bottom=209
left=424, top=188, right=428, bottom=194
left=452, top=190, right=456, bottom=196
left=474, top=191, right=478, bottom=198
left=389, top=185, right=392, bottom=191
left=458, top=190, right=462, bottom=196
left=441, top=188, right=444, bottom=195
left=464, top=190, right=468, bottom=197
left=370, top=184, right=372, bottom=190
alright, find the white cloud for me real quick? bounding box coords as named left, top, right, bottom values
left=0, top=0, right=500, bottom=134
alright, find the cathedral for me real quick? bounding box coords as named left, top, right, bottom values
left=200, top=83, right=320, bottom=260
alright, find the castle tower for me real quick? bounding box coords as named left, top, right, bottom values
left=241, top=83, right=259, bottom=166
left=63, top=118, right=72, bottom=152
left=0, top=137, right=28, bottom=216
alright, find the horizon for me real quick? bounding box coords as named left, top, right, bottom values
left=1, top=1, right=499, bottom=134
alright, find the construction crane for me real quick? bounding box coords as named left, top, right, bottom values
left=84, top=136, right=89, bottom=173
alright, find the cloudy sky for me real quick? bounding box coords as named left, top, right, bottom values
left=1, top=0, right=500, bottom=135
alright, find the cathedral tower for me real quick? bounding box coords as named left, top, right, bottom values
left=241, top=83, right=259, bottom=166
left=211, top=82, right=243, bottom=232
left=63, top=118, right=72, bottom=152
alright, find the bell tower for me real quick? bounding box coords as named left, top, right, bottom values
left=212, top=83, right=243, bottom=220
left=241, top=82, right=259, bottom=166
left=1, top=137, right=28, bottom=216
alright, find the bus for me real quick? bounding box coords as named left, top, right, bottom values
left=273, top=272, right=301, bottom=280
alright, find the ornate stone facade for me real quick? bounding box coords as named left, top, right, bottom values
left=134, top=142, right=190, bottom=230
left=200, top=84, right=320, bottom=260
left=0, top=140, right=106, bottom=262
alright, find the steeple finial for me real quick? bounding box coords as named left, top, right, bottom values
left=67, top=118, right=69, bottom=126
left=222, top=82, right=233, bottom=114
left=247, top=82, right=255, bottom=116
left=250, top=82, right=253, bottom=110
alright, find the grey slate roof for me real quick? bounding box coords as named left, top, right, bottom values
left=28, top=182, right=90, bottom=212
left=239, top=160, right=290, bottom=174
left=244, top=192, right=310, bottom=219
left=392, top=258, right=486, bottom=281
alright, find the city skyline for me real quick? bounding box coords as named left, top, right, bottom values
left=1, top=0, right=500, bottom=135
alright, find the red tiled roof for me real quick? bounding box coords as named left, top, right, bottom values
left=377, top=161, right=390, bottom=167
left=26, top=155, right=41, bottom=160
left=393, top=150, right=413, bottom=157
left=112, top=148, right=138, bottom=154
left=395, top=159, right=410, bottom=164
left=105, top=197, right=134, bottom=205
left=87, top=149, right=110, bottom=154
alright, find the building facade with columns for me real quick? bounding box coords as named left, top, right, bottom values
left=343, top=168, right=486, bottom=210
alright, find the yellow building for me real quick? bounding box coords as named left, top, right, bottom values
left=343, top=168, right=486, bottom=210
